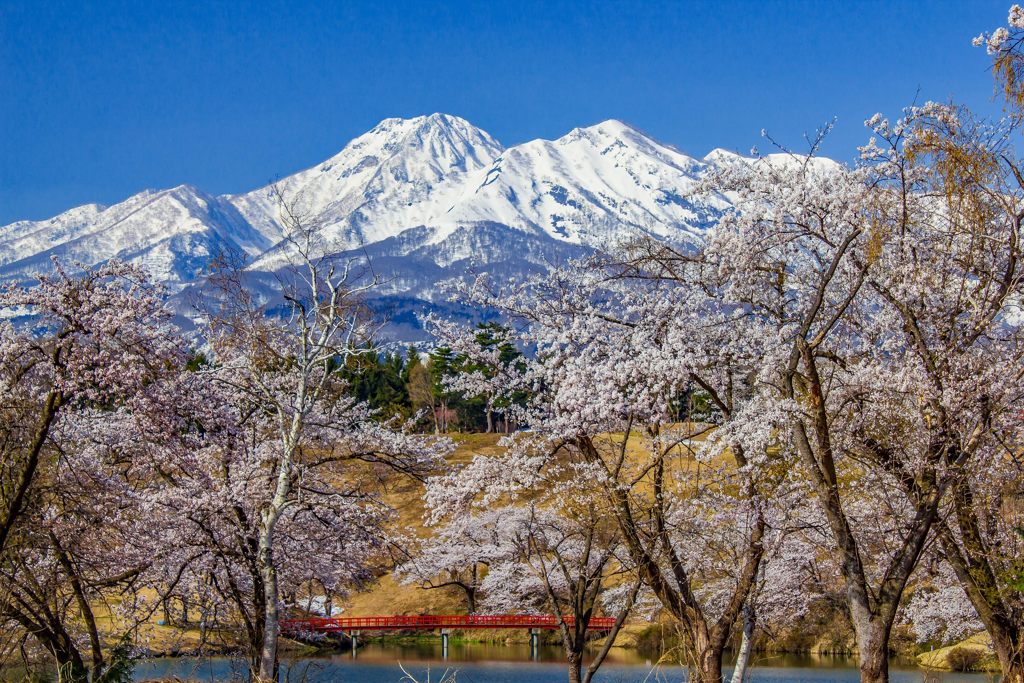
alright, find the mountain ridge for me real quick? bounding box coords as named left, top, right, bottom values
left=0, top=114, right=771, bottom=336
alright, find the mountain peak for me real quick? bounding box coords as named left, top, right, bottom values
left=578, top=118, right=641, bottom=136
left=703, top=148, right=747, bottom=164
left=557, top=119, right=669, bottom=153
left=1, top=114, right=753, bottom=317
left=366, top=113, right=494, bottom=140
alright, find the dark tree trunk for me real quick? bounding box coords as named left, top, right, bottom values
left=937, top=480, right=1023, bottom=683
left=687, top=625, right=725, bottom=683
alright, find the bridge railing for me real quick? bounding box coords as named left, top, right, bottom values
left=280, top=614, right=618, bottom=632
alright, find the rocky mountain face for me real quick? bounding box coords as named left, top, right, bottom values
left=0, top=113, right=741, bottom=338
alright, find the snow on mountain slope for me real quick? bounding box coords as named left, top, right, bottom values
left=237, top=113, right=504, bottom=270
left=436, top=119, right=730, bottom=246
left=1, top=113, right=810, bottom=328
left=0, top=185, right=271, bottom=288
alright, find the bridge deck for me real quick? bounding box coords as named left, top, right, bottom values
left=280, top=614, right=618, bottom=632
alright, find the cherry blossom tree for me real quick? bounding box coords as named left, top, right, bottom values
left=683, top=97, right=1023, bottom=682
left=395, top=509, right=501, bottom=613
left=426, top=273, right=806, bottom=683
left=902, top=561, right=984, bottom=647
left=132, top=369, right=424, bottom=672
left=0, top=260, right=186, bottom=682
left=0, top=420, right=161, bottom=683
left=859, top=101, right=1024, bottom=682
left=424, top=434, right=637, bottom=683
left=447, top=253, right=825, bottom=682
left=0, top=259, right=182, bottom=556
left=192, top=199, right=452, bottom=681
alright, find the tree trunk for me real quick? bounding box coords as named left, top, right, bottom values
left=690, top=644, right=724, bottom=683
left=567, top=649, right=584, bottom=683
left=50, top=533, right=104, bottom=675
left=999, top=659, right=1024, bottom=683
left=729, top=604, right=755, bottom=683
left=464, top=579, right=477, bottom=614
left=2, top=608, right=90, bottom=683
left=485, top=406, right=494, bottom=433
left=686, top=623, right=725, bottom=683
left=992, top=628, right=1024, bottom=683
left=937, top=482, right=1023, bottom=683
left=854, top=619, right=890, bottom=683
left=257, top=536, right=280, bottom=682
left=55, top=652, right=90, bottom=683
left=0, top=389, right=62, bottom=555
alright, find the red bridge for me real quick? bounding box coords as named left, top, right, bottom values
left=281, top=614, right=618, bottom=633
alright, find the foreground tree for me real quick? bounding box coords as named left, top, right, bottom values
left=877, top=100, right=1024, bottom=683
left=428, top=279, right=806, bottom=682
left=694, top=96, right=1024, bottom=681
left=197, top=205, right=450, bottom=681
left=0, top=260, right=185, bottom=682
left=137, top=369, right=435, bottom=674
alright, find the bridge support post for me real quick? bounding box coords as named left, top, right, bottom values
left=441, top=629, right=450, bottom=660
left=529, top=628, right=540, bottom=660
left=350, top=632, right=357, bottom=658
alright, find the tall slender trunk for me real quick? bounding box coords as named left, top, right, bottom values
left=729, top=603, right=755, bottom=683
left=256, top=441, right=298, bottom=681
left=257, top=525, right=280, bottom=682
left=464, top=565, right=478, bottom=614
left=485, top=406, right=494, bottom=433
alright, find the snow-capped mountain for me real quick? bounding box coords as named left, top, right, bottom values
left=0, top=113, right=743, bottom=336
left=440, top=119, right=727, bottom=245
left=234, top=113, right=505, bottom=270
left=0, top=185, right=273, bottom=289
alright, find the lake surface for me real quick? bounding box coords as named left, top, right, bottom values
left=134, top=642, right=1000, bottom=683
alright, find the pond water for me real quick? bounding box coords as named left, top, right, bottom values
left=134, top=642, right=1000, bottom=683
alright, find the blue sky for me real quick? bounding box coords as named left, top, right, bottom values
left=0, top=0, right=1012, bottom=224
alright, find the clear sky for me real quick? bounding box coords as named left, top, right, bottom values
left=0, top=0, right=1013, bottom=224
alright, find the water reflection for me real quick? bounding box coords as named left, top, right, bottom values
left=133, top=643, right=999, bottom=683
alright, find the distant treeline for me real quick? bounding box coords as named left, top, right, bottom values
left=343, top=322, right=720, bottom=434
